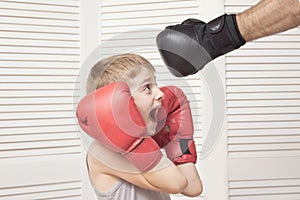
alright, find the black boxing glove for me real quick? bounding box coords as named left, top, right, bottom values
left=156, top=14, right=246, bottom=77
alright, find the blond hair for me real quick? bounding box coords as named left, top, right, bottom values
left=86, top=53, right=155, bottom=94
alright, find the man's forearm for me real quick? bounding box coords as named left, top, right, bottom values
left=236, top=0, right=300, bottom=41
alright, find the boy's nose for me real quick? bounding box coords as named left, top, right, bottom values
left=155, top=87, right=164, bottom=101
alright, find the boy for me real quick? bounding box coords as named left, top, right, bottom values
left=77, top=53, right=202, bottom=199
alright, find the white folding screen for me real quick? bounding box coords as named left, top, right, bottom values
left=2, top=0, right=299, bottom=199
left=0, top=0, right=82, bottom=199
left=225, top=0, right=300, bottom=199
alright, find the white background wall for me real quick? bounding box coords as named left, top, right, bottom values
left=0, top=0, right=299, bottom=200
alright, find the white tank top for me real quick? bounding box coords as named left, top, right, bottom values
left=92, top=179, right=171, bottom=200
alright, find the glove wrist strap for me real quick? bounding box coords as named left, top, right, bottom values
left=206, top=14, right=246, bottom=58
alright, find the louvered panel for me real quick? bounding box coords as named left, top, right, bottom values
left=100, top=1, right=203, bottom=199
left=225, top=0, right=300, bottom=199
left=228, top=135, right=300, bottom=157
left=0, top=0, right=81, bottom=199
left=229, top=157, right=300, bottom=199
left=0, top=155, right=81, bottom=198
left=225, top=0, right=300, bottom=158
left=229, top=178, right=300, bottom=200
left=100, top=0, right=203, bottom=141
left=101, top=0, right=199, bottom=36
left=227, top=66, right=300, bottom=158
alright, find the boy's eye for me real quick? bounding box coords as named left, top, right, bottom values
left=144, top=84, right=151, bottom=91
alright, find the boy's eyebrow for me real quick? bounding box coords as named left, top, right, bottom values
left=141, top=76, right=156, bottom=84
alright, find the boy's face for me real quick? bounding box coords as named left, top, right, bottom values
left=129, top=67, right=164, bottom=136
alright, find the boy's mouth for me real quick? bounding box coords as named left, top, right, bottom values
left=149, top=105, right=161, bottom=122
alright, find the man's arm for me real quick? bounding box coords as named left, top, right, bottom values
left=237, top=0, right=300, bottom=41
left=156, top=0, right=300, bottom=76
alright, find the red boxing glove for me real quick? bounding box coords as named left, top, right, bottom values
left=153, top=86, right=197, bottom=165
left=76, top=82, right=162, bottom=172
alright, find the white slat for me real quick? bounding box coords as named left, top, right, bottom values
left=0, top=0, right=79, bottom=7
left=0, top=1, right=79, bottom=13
left=0, top=38, right=79, bottom=47
left=0, top=31, right=80, bottom=41
left=102, top=9, right=198, bottom=22
left=0, top=68, right=79, bottom=75
left=0, top=126, right=78, bottom=135
left=101, top=0, right=194, bottom=7
left=0, top=61, right=79, bottom=68
left=0, top=8, right=78, bottom=20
